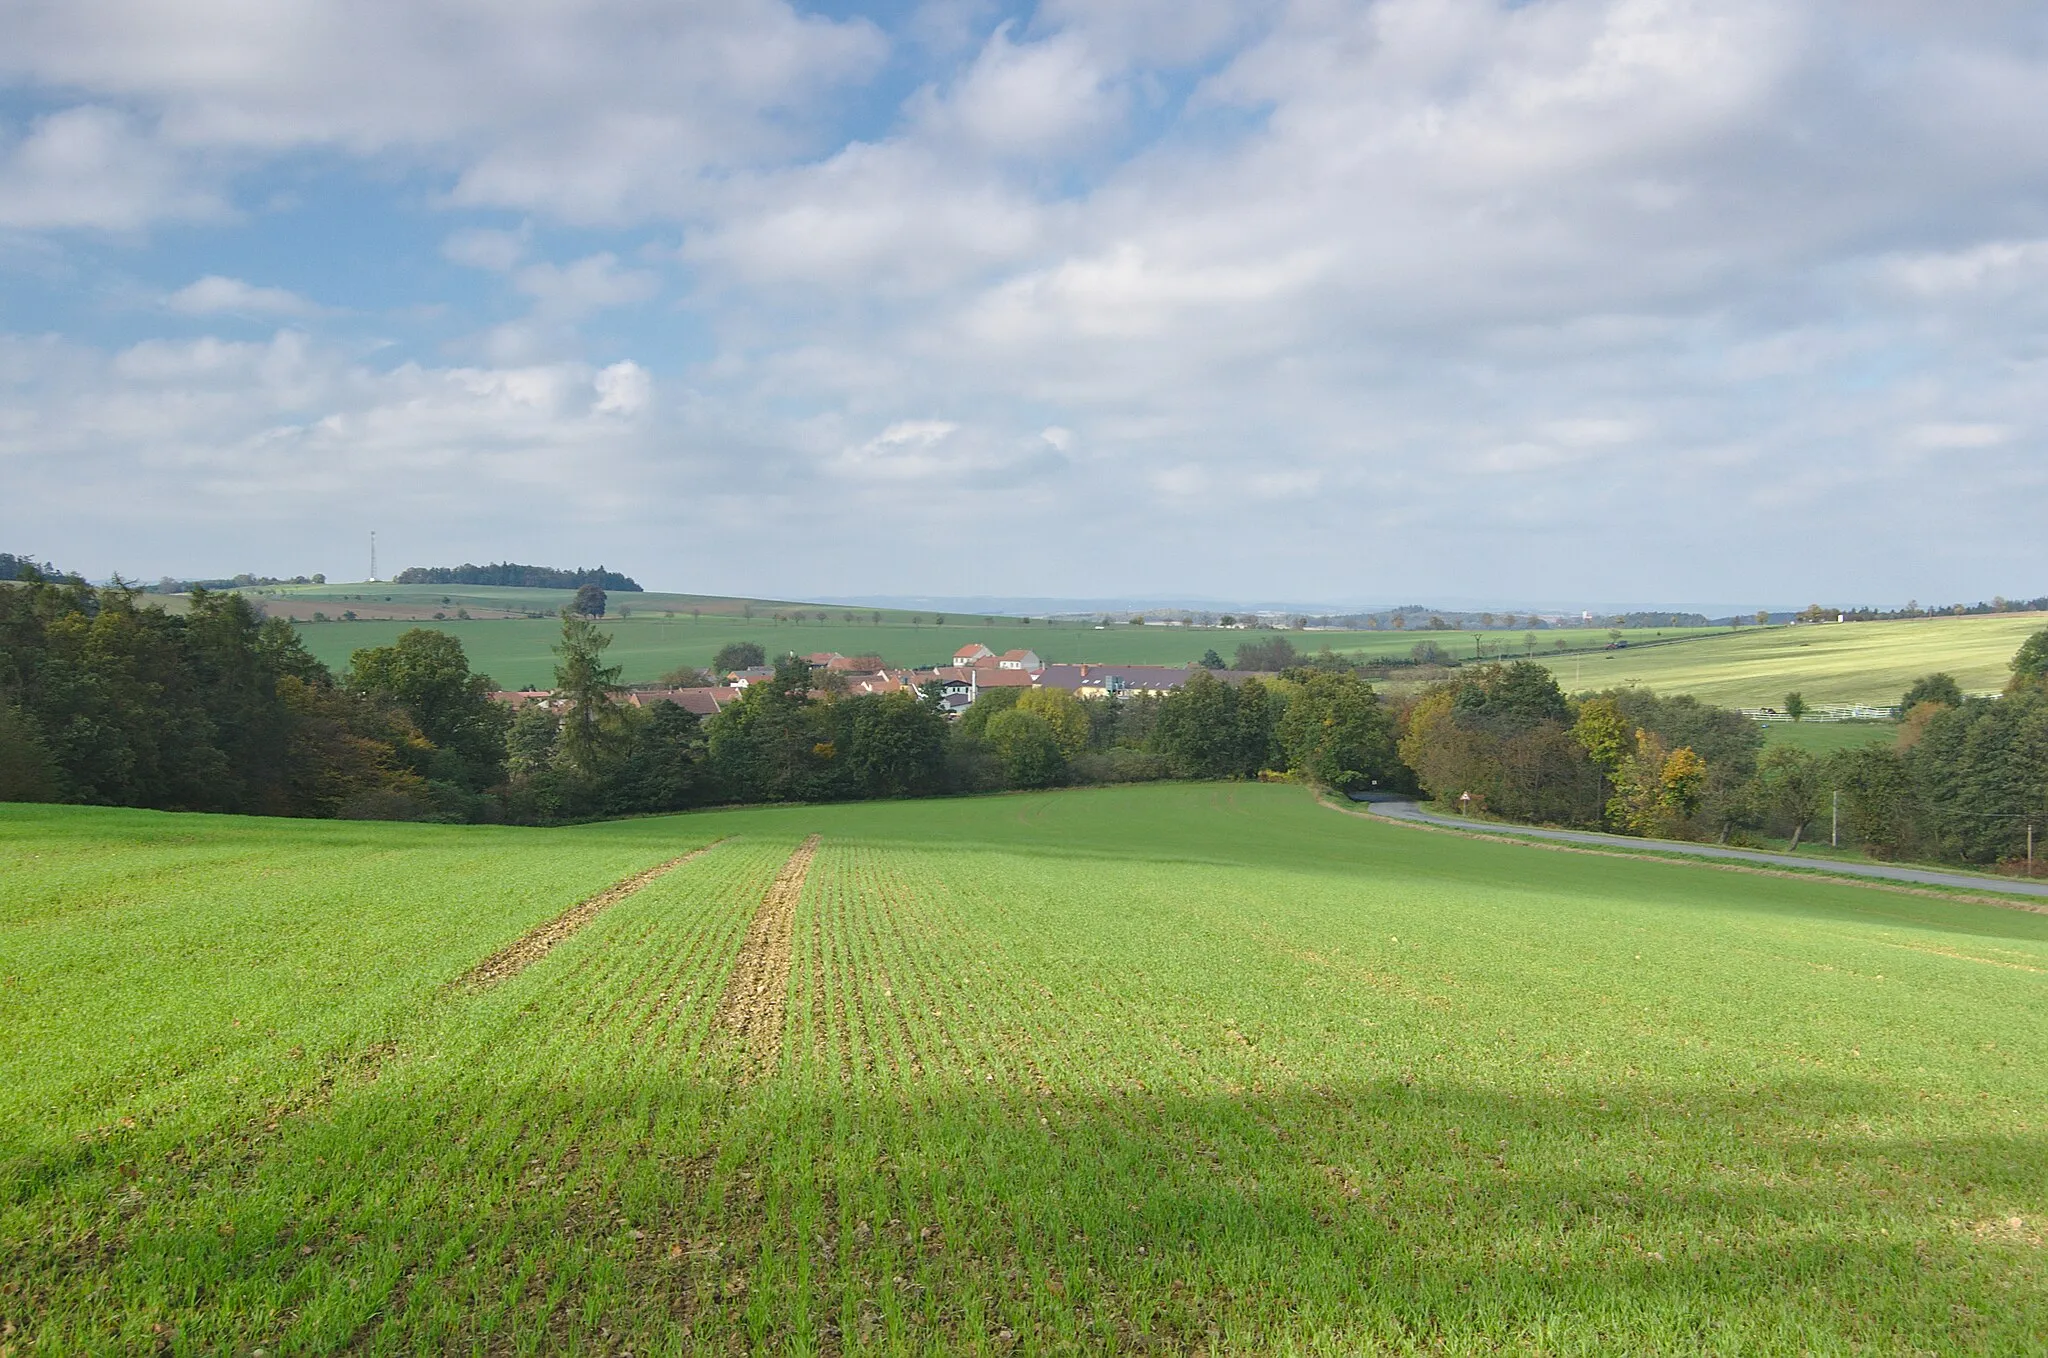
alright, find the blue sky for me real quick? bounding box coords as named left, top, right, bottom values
left=3, top=0, right=2045, bottom=610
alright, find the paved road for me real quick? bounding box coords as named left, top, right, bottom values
left=1349, top=796, right=2048, bottom=903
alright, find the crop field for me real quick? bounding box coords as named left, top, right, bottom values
left=1536, top=613, right=2047, bottom=709
left=5, top=784, right=2046, bottom=1353
left=277, top=610, right=1722, bottom=689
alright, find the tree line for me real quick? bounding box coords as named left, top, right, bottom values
left=503, top=630, right=1411, bottom=820
left=1392, top=638, right=2048, bottom=871
left=0, top=576, right=1408, bottom=820
left=393, top=563, right=642, bottom=591
left=0, top=554, right=82, bottom=584
left=4, top=573, right=2041, bottom=873
left=0, top=577, right=508, bottom=816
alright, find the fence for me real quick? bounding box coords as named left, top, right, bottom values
left=1738, top=703, right=1900, bottom=724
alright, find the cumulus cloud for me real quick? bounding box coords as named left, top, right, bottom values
left=835, top=419, right=961, bottom=480
left=0, top=0, right=886, bottom=224
left=0, top=105, right=222, bottom=230
left=0, top=331, right=682, bottom=573
left=164, top=275, right=319, bottom=317
left=441, top=226, right=529, bottom=273
left=514, top=253, right=659, bottom=321
left=7, top=1, right=2048, bottom=602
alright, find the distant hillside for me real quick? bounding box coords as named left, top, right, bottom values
left=393, top=562, right=641, bottom=591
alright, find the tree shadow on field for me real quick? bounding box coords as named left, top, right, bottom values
left=18, top=1065, right=2047, bottom=1355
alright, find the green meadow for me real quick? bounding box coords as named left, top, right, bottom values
left=1759, top=720, right=1900, bottom=756
left=258, top=586, right=2045, bottom=706
left=4, top=783, right=2044, bottom=1354
left=1535, top=613, right=2047, bottom=709
left=280, top=611, right=1718, bottom=688
left=231, top=581, right=886, bottom=622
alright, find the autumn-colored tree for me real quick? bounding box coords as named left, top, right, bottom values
left=1571, top=696, right=1631, bottom=772
left=1016, top=687, right=1090, bottom=758
left=1660, top=746, right=1707, bottom=821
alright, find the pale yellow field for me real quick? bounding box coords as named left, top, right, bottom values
left=1540, top=612, right=2047, bottom=707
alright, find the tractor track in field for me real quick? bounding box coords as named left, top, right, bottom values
left=457, top=840, right=726, bottom=989
left=716, top=835, right=820, bottom=1075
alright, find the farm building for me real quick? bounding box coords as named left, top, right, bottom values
left=1036, top=665, right=1269, bottom=698
left=625, top=687, right=739, bottom=716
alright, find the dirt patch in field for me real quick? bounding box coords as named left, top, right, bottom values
left=716, top=835, right=820, bottom=1075
left=458, top=841, right=725, bottom=989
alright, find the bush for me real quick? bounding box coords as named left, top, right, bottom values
left=984, top=709, right=1068, bottom=788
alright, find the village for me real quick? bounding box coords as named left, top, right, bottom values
left=491, top=642, right=1268, bottom=717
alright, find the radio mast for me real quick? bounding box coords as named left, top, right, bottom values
left=370, top=530, right=378, bottom=582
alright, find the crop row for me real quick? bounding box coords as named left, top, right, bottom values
left=3, top=833, right=803, bottom=1353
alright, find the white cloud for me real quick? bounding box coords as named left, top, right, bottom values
left=164, top=275, right=318, bottom=317
left=1907, top=423, right=2010, bottom=450
left=0, top=105, right=222, bottom=230
left=834, top=419, right=961, bottom=480
left=593, top=360, right=651, bottom=417
left=0, top=0, right=886, bottom=225
left=513, top=253, right=660, bottom=321
left=0, top=332, right=671, bottom=551
left=9, top=2, right=2048, bottom=601
left=441, top=226, right=529, bottom=273
left=912, top=24, right=1122, bottom=158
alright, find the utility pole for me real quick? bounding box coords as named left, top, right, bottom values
left=1831, top=790, right=1840, bottom=849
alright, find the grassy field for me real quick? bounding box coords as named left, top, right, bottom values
left=263, top=592, right=2048, bottom=707
left=4, top=784, right=2045, bottom=1353
left=1538, top=613, right=2047, bottom=708
left=218, top=582, right=907, bottom=624
left=278, top=610, right=1723, bottom=688
left=1759, top=720, right=1900, bottom=755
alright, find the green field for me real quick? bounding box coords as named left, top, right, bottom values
left=224, top=581, right=899, bottom=623
left=5, top=785, right=2044, bottom=1353
left=279, top=609, right=1720, bottom=688
left=262, top=590, right=2048, bottom=707
left=1537, top=613, right=2047, bottom=709
left=1759, top=720, right=1900, bottom=755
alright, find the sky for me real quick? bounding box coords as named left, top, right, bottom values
left=2, top=0, right=2045, bottom=611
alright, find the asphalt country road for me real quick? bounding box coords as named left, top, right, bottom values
left=1350, top=795, right=2048, bottom=903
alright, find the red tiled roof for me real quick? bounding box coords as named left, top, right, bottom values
left=973, top=668, right=1035, bottom=687
left=628, top=687, right=738, bottom=715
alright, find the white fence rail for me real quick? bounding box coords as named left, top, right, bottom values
left=1739, top=704, right=1899, bottom=724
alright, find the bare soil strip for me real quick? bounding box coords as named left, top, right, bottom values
left=716, top=835, right=820, bottom=1075
left=458, top=841, right=726, bottom=989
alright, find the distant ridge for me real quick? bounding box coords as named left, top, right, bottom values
left=393, top=562, right=642, bottom=591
